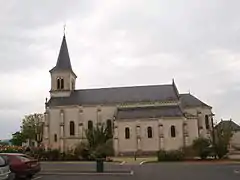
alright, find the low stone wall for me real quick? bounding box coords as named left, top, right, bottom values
left=228, top=150, right=240, bottom=159
left=228, top=154, right=240, bottom=159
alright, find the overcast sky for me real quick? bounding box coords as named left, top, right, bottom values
left=0, top=0, right=240, bottom=139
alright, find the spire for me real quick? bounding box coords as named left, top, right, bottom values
left=50, top=35, right=76, bottom=77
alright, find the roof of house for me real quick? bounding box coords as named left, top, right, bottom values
left=215, top=120, right=240, bottom=131
left=49, top=35, right=76, bottom=76
left=116, top=106, right=184, bottom=119
left=180, top=93, right=211, bottom=108
left=47, top=84, right=179, bottom=106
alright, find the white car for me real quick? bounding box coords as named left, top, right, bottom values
left=0, top=156, right=10, bottom=180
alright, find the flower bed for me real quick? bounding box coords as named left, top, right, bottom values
left=0, top=145, right=24, bottom=153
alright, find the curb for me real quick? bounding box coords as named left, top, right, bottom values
left=40, top=161, right=91, bottom=164
left=140, top=161, right=240, bottom=165
left=32, top=176, right=42, bottom=180
left=40, top=161, right=118, bottom=164
left=120, top=161, right=126, bottom=165
left=139, top=160, right=146, bottom=165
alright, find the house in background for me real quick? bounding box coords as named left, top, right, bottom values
left=0, top=139, right=12, bottom=146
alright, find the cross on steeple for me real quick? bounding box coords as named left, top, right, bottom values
left=63, top=24, right=66, bottom=35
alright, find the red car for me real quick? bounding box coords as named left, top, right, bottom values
left=0, top=153, right=41, bottom=179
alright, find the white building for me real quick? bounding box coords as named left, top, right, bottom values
left=42, top=35, right=214, bottom=156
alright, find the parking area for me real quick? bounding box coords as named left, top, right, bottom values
left=40, top=161, right=131, bottom=172
left=31, top=162, right=240, bottom=180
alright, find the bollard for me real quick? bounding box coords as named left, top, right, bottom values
left=134, top=151, right=137, bottom=161
left=96, top=159, right=104, bottom=172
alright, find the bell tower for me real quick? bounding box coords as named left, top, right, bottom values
left=49, top=34, right=77, bottom=97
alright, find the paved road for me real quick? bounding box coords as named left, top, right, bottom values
left=36, top=162, right=240, bottom=180
left=40, top=161, right=130, bottom=172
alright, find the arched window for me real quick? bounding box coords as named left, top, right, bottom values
left=170, top=125, right=176, bottom=138
left=57, top=78, right=61, bottom=89
left=60, top=78, right=64, bottom=89
left=88, top=120, right=93, bottom=130
left=205, top=115, right=210, bottom=130
left=125, top=127, right=130, bottom=139
left=54, top=134, right=57, bottom=142
left=147, top=126, right=153, bottom=138
left=70, top=121, right=75, bottom=136
left=106, top=119, right=112, bottom=138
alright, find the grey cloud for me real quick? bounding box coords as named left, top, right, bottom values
left=0, top=0, right=95, bottom=28
left=106, top=0, right=240, bottom=55
left=1, top=0, right=240, bottom=138
left=0, top=0, right=98, bottom=72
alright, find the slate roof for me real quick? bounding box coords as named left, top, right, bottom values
left=215, top=120, right=240, bottom=131
left=49, top=35, right=76, bottom=76
left=116, top=106, right=184, bottom=119
left=180, top=93, right=211, bottom=108
left=47, top=86, right=212, bottom=108
left=47, top=84, right=179, bottom=107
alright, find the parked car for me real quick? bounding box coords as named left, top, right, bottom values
left=0, top=153, right=41, bottom=179
left=0, top=156, right=10, bottom=180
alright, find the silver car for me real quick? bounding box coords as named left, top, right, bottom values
left=0, top=156, right=10, bottom=180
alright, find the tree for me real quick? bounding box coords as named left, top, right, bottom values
left=21, top=113, right=44, bottom=147
left=192, top=137, right=211, bottom=159
left=85, top=123, right=113, bottom=158
left=214, top=126, right=233, bottom=159
left=85, top=123, right=109, bottom=149
left=10, top=131, right=26, bottom=146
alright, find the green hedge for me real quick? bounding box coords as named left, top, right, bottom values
left=157, top=150, right=184, bottom=161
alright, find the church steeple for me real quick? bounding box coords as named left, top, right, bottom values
left=50, top=35, right=76, bottom=77
left=49, top=34, right=77, bottom=97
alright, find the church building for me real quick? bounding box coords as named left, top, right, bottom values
left=43, top=35, right=214, bottom=156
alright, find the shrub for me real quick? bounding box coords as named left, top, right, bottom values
left=89, top=139, right=114, bottom=159
left=63, top=148, right=78, bottom=161
left=46, top=149, right=61, bottom=161
left=181, top=146, right=196, bottom=159
left=192, top=137, right=211, bottom=159
left=0, top=145, right=24, bottom=153
left=74, top=142, right=90, bottom=160
left=29, top=147, right=45, bottom=160
left=214, top=125, right=233, bottom=159
left=214, top=143, right=228, bottom=159
left=103, top=139, right=114, bottom=157
left=91, top=145, right=107, bottom=159
left=157, top=150, right=184, bottom=161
